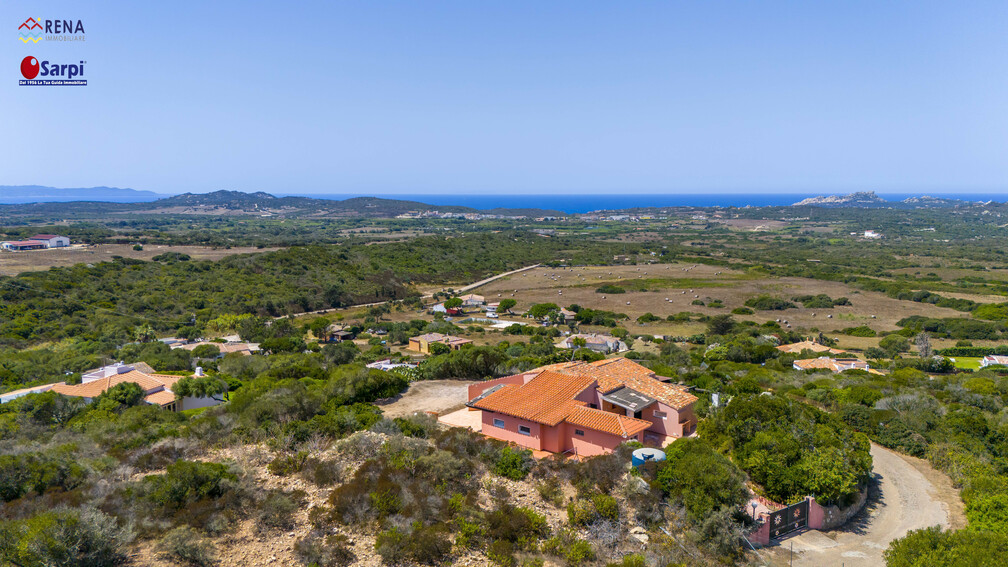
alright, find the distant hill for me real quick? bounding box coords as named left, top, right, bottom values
left=0, top=185, right=162, bottom=204
left=792, top=191, right=978, bottom=209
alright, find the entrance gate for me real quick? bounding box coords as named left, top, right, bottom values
left=768, top=499, right=808, bottom=539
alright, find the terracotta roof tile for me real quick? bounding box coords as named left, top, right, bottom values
left=51, top=370, right=167, bottom=398
left=542, top=358, right=698, bottom=410
left=469, top=371, right=596, bottom=426
left=777, top=340, right=846, bottom=355
left=566, top=406, right=651, bottom=438
left=144, top=390, right=177, bottom=406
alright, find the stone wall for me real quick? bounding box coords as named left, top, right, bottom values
left=808, top=484, right=869, bottom=531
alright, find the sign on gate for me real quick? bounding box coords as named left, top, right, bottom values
left=768, top=499, right=809, bottom=539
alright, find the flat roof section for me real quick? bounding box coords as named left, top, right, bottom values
left=602, top=386, right=656, bottom=412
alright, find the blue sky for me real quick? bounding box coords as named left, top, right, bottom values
left=2, top=1, right=1007, bottom=196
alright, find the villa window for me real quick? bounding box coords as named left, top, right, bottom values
left=575, top=429, right=585, bottom=436
left=653, top=411, right=667, bottom=419
left=588, top=403, right=598, bottom=409
left=518, top=425, right=531, bottom=436
left=493, top=418, right=505, bottom=428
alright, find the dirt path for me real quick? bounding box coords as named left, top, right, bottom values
left=374, top=380, right=474, bottom=418
left=763, top=443, right=964, bottom=566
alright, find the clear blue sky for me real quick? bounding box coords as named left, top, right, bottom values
left=3, top=1, right=1007, bottom=195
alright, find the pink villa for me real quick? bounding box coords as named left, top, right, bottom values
left=467, top=358, right=698, bottom=457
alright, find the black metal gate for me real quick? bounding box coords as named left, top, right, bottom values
left=768, top=499, right=808, bottom=539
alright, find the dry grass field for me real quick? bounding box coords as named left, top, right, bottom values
left=478, top=263, right=972, bottom=338
left=0, top=244, right=279, bottom=276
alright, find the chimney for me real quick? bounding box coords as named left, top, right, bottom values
left=195, top=367, right=204, bottom=377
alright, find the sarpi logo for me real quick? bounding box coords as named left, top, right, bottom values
left=20, top=55, right=87, bottom=86
left=18, top=17, right=85, bottom=43
left=18, top=17, right=42, bottom=43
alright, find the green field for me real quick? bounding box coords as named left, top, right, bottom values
left=950, top=356, right=983, bottom=370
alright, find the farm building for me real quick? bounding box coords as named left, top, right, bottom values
left=408, top=332, right=473, bottom=354
left=980, top=355, right=1008, bottom=367
left=556, top=333, right=626, bottom=354
left=776, top=340, right=846, bottom=355
left=1, top=240, right=47, bottom=251
left=792, top=356, right=870, bottom=373
left=467, top=358, right=697, bottom=457
left=29, top=234, right=70, bottom=247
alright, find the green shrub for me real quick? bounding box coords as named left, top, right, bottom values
left=536, top=477, right=564, bottom=507
left=157, top=526, right=216, bottom=567
left=596, top=284, right=625, bottom=294
left=744, top=295, right=795, bottom=310
left=842, top=325, right=877, bottom=337
left=144, top=460, right=237, bottom=512
left=567, top=493, right=619, bottom=526
left=258, top=490, right=303, bottom=530
left=731, top=307, right=754, bottom=315
left=268, top=452, right=308, bottom=476
left=0, top=506, right=133, bottom=567
left=493, top=447, right=533, bottom=480
left=295, top=532, right=356, bottom=566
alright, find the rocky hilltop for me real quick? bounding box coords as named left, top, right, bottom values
left=792, top=191, right=887, bottom=207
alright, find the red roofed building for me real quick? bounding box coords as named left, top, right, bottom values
left=467, top=358, right=697, bottom=457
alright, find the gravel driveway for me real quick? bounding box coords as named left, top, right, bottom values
left=764, top=443, right=965, bottom=566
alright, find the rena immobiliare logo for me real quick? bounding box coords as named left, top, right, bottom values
left=18, top=17, right=42, bottom=43
left=18, top=17, right=85, bottom=43
left=20, top=55, right=87, bottom=86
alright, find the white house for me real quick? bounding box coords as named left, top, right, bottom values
left=980, top=355, right=1008, bottom=368
left=29, top=234, right=70, bottom=248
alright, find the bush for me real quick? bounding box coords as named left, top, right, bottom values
left=157, top=526, right=217, bottom=567
left=744, top=295, right=795, bottom=310
left=536, top=477, right=564, bottom=507
left=0, top=506, right=133, bottom=567
left=567, top=493, right=619, bottom=526
left=295, top=532, right=356, bottom=567
left=543, top=529, right=595, bottom=566
left=654, top=438, right=748, bottom=522
left=731, top=307, right=753, bottom=315
left=191, top=344, right=221, bottom=358
left=493, top=446, right=533, bottom=480
left=596, top=284, right=625, bottom=294
left=486, top=504, right=549, bottom=547
left=842, top=325, right=877, bottom=337
left=144, top=460, right=237, bottom=513
left=258, top=490, right=303, bottom=530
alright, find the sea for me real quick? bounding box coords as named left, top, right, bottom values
left=276, top=193, right=1005, bottom=214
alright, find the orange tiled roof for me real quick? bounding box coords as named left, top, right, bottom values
left=543, top=358, right=698, bottom=410
left=51, top=370, right=167, bottom=398
left=0, top=383, right=57, bottom=398
left=566, top=405, right=651, bottom=438
left=777, top=340, right=846, bottom=355
left=144, top=390, right=176, bottom=406
left=793, top=357, right=868, bottom=372
left=470, top=370, right=597, bottom=426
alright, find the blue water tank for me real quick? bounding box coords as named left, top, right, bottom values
left=632, top=448, right=666, bottom=467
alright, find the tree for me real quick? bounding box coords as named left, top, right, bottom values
left=306, top=317, right=330, bottom=340
left=133, top=324, right=156, bottom=343
left=655, top=438, right=748, bottom=523
left=880, top=334, right=910, bottom=356
left=498, top=299, right=516, bottom=313
left=570, top=337, right=587, bottom=361
left=915, top=332, right=932, bottom=359
left=528, top=303, right=560, bottom=320
left=443, top=297, right=463, bottom=310
left=706, top=315, right=735, bottom=337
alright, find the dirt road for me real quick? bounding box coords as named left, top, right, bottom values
left=374, top=380, right=474, bottom=419
left=764, top=443, right=964, bottom=566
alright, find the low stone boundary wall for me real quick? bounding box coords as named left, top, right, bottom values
left=809, top=484, right=869, bottom=531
